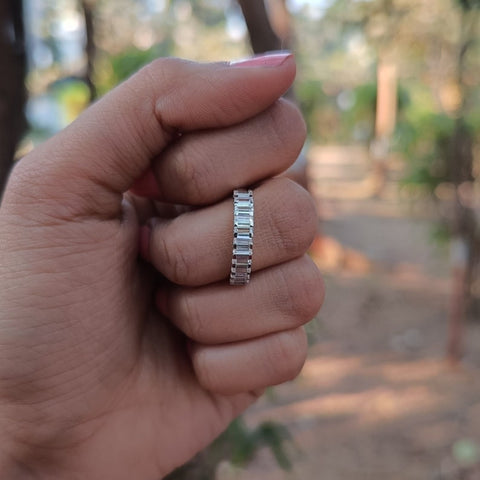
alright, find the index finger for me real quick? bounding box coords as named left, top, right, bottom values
left=5, top=53, right=295, bottom=220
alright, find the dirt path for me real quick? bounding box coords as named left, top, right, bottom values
left=218, top=146, right=480, bottom=480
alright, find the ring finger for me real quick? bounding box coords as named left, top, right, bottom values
left=146, top=177, right=317, bottom=286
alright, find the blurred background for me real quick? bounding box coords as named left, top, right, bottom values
left=1, top=0, right=480, bottom=478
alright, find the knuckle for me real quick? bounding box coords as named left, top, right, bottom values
left=8, top=156, right=46, bottom=197
left=192, top=348, right=219, bottom=392
left=3, top=156, right=66, bottom=217
left=269, top=179, right=318, bottom=258
left=175, top=294, right=206, bottom=341
left=268, top=100, right=307, bottom=163
left=172, top=142, right=214, bottom=202
left=155, top=223, right=192, bottom=284
left=268, top=328, right=308, bottom=383
left=278, top=257, right=325, bottom=325
left=144, top=57, right=196, bottom=129
left=141, top=57, right=180, bottom=87
left=3, top=161, right=33, bottom=204
left=8, top=156, right=31, bottom=184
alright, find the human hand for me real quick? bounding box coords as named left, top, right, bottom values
left=0, top=53, right=324, bottom=479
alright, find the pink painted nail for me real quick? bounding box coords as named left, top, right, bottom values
left=229, top=51, right=292, bottom=68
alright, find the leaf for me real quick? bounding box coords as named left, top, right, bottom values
left=456, top=0, right=480, bottom=11
left=252, top=421, right=294, bottom=471
left=452, top=438, right=480, bottom=467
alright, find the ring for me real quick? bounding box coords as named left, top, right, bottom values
left=230, top=189, right=254, bottom=286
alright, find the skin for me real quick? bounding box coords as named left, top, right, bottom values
left=0, top=55, right=324, bottom=479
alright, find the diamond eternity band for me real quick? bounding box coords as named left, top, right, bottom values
left=230, top=189, right=254, bottom=286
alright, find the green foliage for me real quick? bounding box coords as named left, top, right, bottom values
left=341, top=82, right=377, bottom=142
left=353, top=83, right=378, bottom=113
left=252, top=421, right=294, bottom=471
left=298, top=78, right=411, bottom=145
left=54, top=80, right=90, bottom=123
left=297, top=80, right=376, bottom=143
left=430, top=222, right=453, bottom=246
left=215, top=418, right=294, bottom=471
left=453, top=438, right=480, bottom=467
left=96, top=44, right=173, bottom=94
left=188, top=0, right=226, bottom=26
left=165, top=417, right=295, bottom=479
left=109, top=47, right=159, bottom=82
left=395, top=110, right=456, bottom=191
left=297, top=79, right=330, bottom=141
left=456, top=0, right=480, bottom=11
left=218, top=417, right=257, bottom=466
left=397, top=84, right=411, bottom=112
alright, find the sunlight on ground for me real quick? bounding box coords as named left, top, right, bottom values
left=246, top=354, right=447, bottom=428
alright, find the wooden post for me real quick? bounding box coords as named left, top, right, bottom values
left=371, top=61, right=397, bottom=197
left=447, top=236, right=469, bottom=365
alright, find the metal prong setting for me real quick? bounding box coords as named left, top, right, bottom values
left=230, top=189, right=254, bottom=286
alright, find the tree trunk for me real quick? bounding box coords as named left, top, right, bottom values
left=445, top=6, right=479, bottom=364
left=446, top=122, right=476, bottom=365
left=0, top=0, right=27, bottom=197
left=79, top=0, right=97, bottom=103
left=238, top=0, right=307, bottom=187
left=237, top=0, right=282, bottom=54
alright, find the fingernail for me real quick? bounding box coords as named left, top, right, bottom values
left=229, top=51, right=292, bottom=68
left=139, top=224, right=151, bottom=262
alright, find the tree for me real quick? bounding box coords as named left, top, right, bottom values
left=238, top=0, right=295, bottom=100
left=445, top=0, right=480, bottom=364
left=238, top=0, right=283, bottom=53
left=0, top=0, right=27, bottom=195
left=238, top=0, right=307, bottom=186
left=80, top=0, right=97, bottom=102
left=305, top=0, right=480, bottom=361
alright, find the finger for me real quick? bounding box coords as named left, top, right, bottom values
left=157, top=256, right=324, bottom=344
left=131, top=99, right=306, bottom=205
left=147, top=178, right=317, bottom=286
left=190, top=327, right=308, bottom=395
left=5, top=54, right=296, bottom=219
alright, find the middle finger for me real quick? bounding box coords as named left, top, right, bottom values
left=131, top=99, right=306, bottom=205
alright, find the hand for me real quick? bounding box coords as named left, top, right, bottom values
left=0, top=54, right=324, bottom=479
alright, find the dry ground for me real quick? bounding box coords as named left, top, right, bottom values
left=218, top=146, right=480, bottom=480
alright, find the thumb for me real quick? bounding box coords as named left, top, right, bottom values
left=4, top=53, right=295, bottom=219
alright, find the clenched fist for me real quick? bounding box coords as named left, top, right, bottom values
left=0, top=53, right=324, bottom=479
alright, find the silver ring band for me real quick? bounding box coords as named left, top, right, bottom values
left=230, top=189, right=254, bottom=286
